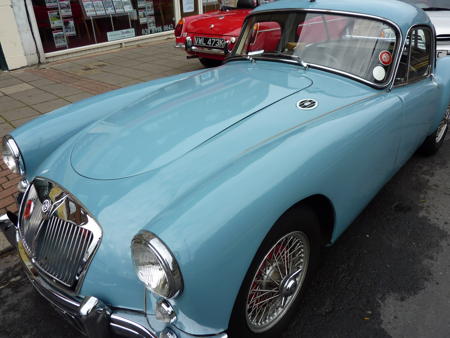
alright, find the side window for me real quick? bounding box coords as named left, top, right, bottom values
left=408, top=28, right=431, bottom=81
left=395, top=27, right=432, bottom=85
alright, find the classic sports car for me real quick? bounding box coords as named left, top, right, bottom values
left=174, top=0, right=259, bottom=67
left=1, top=0, right=450, bottom=337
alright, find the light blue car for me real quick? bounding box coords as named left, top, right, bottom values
left=1, top=0, right=449, bottom=337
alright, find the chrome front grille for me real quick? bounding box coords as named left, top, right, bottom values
left=18, top=178, right=102, bottom=291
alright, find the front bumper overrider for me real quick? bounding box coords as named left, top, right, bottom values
left=0, top=213, right=227, bottom=338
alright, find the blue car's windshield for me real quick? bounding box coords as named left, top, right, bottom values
left=232, top=12, right=399, bottom=85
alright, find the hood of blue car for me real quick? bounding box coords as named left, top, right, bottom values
left=70, top=63, right=312, bottom=179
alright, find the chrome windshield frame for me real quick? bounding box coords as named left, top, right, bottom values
left=227, top=9, right=404, bottom=89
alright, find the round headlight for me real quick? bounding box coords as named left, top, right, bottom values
left=2, top=135, right=25, bottom=176
left=131, top=231, right=183, bottom=299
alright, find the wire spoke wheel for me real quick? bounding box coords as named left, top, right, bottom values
left=435, top=106, right=449, bottom=144
left=245, top=231, right=310, bottom=333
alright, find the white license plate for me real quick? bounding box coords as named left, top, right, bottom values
left=194, top=37, right=226, bottom=49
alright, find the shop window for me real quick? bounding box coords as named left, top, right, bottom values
left=202, top=0, right=220, bottom=13
left=32, top=0, right=175, bottom=53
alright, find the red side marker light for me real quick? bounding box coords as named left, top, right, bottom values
left=23, top=200, right=34, bottom=220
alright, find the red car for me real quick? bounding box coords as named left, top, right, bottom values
left=175, top=0, right=259, bottom=67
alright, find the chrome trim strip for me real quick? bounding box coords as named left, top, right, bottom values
left=228, top=8, right=404, bottom=89
left=110, top=323, right=140, bottom=336
left=111, top=314, right=157, bottom=338
left=191, top=46, right=226, bottom=55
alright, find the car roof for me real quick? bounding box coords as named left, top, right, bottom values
left=253, top=0, right=431, bottom=37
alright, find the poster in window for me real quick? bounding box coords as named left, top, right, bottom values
left=138, top=9, right=147, bottom=24
left=63, top=19, right=76, bottom=36
left=58, top=0, right=73, bottom=17
left=92, top=0, right=106, bottom=15
left=103, top=0, right=116, bottom=14
left=222, top=0, right=237, bottom=6
left=53, top=30, right=67, bottom=48
left=182, top=0, right=194, bottom=13
left=121, top=0, right=134, bottom=12
left=82, top=0, right=96, bottom=16
left=48, top=10, right=63, bottom=28
left=145, top=1, right=154, bottom=15
left=150, top=26, right=163, bottom=33
left=45, top=0, right=58, bottom=8
left=112, top=0, right=125, bottom=13
left=147, top=15, right=156, bottom=28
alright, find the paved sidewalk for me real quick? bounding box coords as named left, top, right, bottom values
left=0, top=38, right=202, bottom=252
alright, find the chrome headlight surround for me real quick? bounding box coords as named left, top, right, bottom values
left=131, top=231, right=183, bottom=299
left=2, top=135, right=25, bottom=176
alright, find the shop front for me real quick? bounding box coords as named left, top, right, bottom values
left=1, top=0, right=223, bottom=69
left=31, top=0, right=178, bottom=54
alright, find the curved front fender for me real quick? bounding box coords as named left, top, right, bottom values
left=144, top=91, right=403, bottom=334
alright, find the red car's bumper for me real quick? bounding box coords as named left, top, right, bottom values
left=175, top=35, right=236, bottom=61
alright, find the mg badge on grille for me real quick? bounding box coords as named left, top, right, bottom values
left=41, top=199, right=52, bottom=213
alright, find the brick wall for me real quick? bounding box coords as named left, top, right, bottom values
left=0, top=162, right=19, bottom=214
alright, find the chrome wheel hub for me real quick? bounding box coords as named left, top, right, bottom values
left=245, top=231, right=310, bottom=333
left=436, top=107, right=449, bottom=143
left=280, top=273, right=299, bottom=298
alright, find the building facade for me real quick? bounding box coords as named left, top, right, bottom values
left=0, top=0, right=218, bottom=70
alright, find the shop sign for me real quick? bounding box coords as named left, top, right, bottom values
left=107, top=28, right=136, bottom=41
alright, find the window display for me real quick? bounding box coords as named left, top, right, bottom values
left=32, top=0, right=176, bottom=53
left=202, top=0, right=219, bottom=13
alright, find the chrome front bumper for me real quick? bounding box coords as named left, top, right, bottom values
left=1, top=213, right=227, bottom=338
left=18, top=238, right=157, bottom=338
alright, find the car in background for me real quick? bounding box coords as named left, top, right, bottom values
left=402, top=0, right=450, bottom=57
left=175, top=0, right=262, bottom=67
left=1, top=0, right=450, bottom=337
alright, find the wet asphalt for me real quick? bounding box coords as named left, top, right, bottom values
left=0, top=133, right=449, bottom=338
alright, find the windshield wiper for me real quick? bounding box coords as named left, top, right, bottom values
left=262, top=52, right=308, bottom=69
left=228, top=51, right=308, bottom=68
left=423, top=7, right=450, bottom=11
left=288, top=54, right=309, bottom=69
left=246, top=50, right=265, bottom=63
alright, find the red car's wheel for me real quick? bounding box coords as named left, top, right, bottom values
left=199, top=58, right=223, bottom=68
